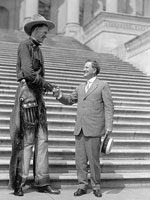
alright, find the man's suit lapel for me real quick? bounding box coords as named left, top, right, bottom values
left=84, top=78, right=99, bottom=99
left=81, top=83, right=86, bottom=98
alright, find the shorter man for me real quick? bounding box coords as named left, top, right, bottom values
left=53, top=59, right=114, bottom=197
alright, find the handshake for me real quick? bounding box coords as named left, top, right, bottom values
left=46, top=82, right=61, bottom=98
left=53, top=86, right=61, bottom=98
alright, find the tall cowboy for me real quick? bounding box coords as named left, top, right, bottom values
left=9, top=14, right=60, bottom=196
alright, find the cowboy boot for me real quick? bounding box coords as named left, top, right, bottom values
left=14, top=176, right=26, bottom=196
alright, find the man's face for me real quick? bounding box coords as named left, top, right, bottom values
left=35, top=25, right=48, bottom=43
left=83, top=61, right=96, bottom=79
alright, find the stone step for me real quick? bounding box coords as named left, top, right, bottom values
left=114, top=106, right=150, bottom=116
left=0, top=69, right=149, bottom=83
left=1, top=79, right=150, bottom=91
left=114, top=101, right=150, bottom=107
left=0, top=158, right=150, bottom=173
left=1, top=110, right=150, bottom=125
left=0, top=47, right=139, bottom=62
left=0, top=63, right=144, bottom=77
left=1, top=73, right=150, bottom=87
left=1, top=60, right=138, bottom=74
left=0, top=114, right=150, bottom=128
left=0, top=93, right=150, bottom=105
left=1, top=89, right=150, bottom=101
left=0, top=101, right=150, bottom=113
left=0, top=46, right=147, bottom=73
left=0, top=146, right=149, bottom=160
left=0, top=51, right=130, bottom=61
left=1, top=99, right=150, bottom=109
left=0, top=134, right=150, bottom=149
left=0, top=171, right=150, bottom=188
left=0, top=101, right=150, bottom=118
left=1, top=116, right=150, bottom=130
left=1, top=77, right=148, bottom=88
left=0, top=53, right=139, bottom=65
left=1, top=81, right=150, bottom=94
left=0, top=50, right=147, bottom=66
left=0, top=62, right=143, bottom=75
left=0, top=32, right=91, bottom=49
left=1, top=119, right=150, bottom=133
left=1, top=126, right=150, bottom=139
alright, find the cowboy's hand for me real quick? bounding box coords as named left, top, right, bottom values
left=53, top=87, right=61, bottom=98
left=45, top=82, right=56, bottom=92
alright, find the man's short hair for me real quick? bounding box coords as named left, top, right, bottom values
left=85, top=59, right=100, bottom=75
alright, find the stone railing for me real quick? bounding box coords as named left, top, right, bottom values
left=125, top=30, right=150, bottom=57
left=112, top=29, right=150, bottom=76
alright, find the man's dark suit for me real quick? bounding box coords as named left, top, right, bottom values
left=58, top=78, right=114, bottom=190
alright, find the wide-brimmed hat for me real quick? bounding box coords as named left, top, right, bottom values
left=24, top=14, right=55, bottom=36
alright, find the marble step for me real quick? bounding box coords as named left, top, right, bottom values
left=0, top=158, right=150, bottom=173
left=0, top=146, right=149, bottom=160
left=0, top=126, right=150, bottom=139
left=0, top=135, right=150, bottom=149
left=0, top=171, right=150, bottom=188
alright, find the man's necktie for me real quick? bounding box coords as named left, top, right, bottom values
left=85, top=81, right=90, bottom=93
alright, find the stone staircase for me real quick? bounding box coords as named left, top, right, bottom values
left=0, top=35, right=150, bottom=189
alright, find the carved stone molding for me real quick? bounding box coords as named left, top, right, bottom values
left=83, top=12, right=150, bottom=43
left=105, top=21, right=149, bottom=32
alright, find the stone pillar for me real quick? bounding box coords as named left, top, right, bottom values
left=83, top=0, right=92, bottom=25
left=106, top=0, right=118, bottom=13
left=144, top=0, right=150, bottom=17
left=93, top=0, right=104, bottom=17
left=128, top=0, right=136, bottom=15
left=49, top=0, right=68, bottom=34
left=50, top=0, right=58, bottom=34
left=24, top=0, right=39, bottom=25
left=65, top=0, right=80, bottom=37
left=19, top=0, right=25, bottom=29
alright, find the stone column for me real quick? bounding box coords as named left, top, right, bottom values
left=106, top=0, right=118, bottom=13
left=144, top=0, right=150, bottom=17
left=65, top=0, right=80, bottom=37
left=19, top=0, right=25, bottom=29
left=83, top=0, right=92, bottom=25
left=50, top=0, right=58, bottom=34
left=128, top=0, right=136, bottom=15
left=93, top=0, right=104, bottom=17
left=24, top=0, right=39, bottom=25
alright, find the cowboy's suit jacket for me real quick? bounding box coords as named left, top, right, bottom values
left=58, top=78, right=114, bottom=137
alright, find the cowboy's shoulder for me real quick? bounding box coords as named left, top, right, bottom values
left=18, top=38, right=32, bottom=50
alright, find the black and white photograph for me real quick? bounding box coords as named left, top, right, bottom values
left=0, top=0, right=150, bottom=199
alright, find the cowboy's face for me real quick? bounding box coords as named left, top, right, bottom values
left=83, top=61, right=96, bottom=80
left=34, top=25, right=48, bottom=43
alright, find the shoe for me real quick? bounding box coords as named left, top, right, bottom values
left=38, top=185, right=60, bottom=194
left=14, top=188, right=24, bottom=196
left=74, top=188, right=87, bottom=196
left=93, top=189, right=102, bottom=197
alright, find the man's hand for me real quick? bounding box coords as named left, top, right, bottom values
left=45, top=82, right=56, bottom=92
left=105, top=129, right=112, bottom=136
left=53, top=87, right=61, bottom=98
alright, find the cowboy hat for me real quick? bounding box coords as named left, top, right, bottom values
left=24, top=14, right=55, bottom=36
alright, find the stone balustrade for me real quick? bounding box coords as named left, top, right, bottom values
left=112, top=29, right=150, bottom=76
